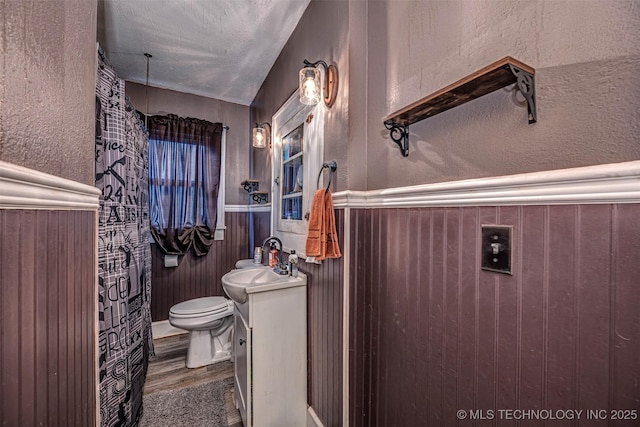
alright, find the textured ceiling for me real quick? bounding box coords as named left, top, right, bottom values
left=97, top=0, right=311, bottom=105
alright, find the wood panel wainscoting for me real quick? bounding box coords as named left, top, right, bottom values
left=300, top=209, right=345, bottom=427
left=253, top=210, right=272, bottom=249
left=343, top=161, right=640, bottom=426
left=0, top=161, right=100, bottom=427
left=349, top=204, right=640, bottom=426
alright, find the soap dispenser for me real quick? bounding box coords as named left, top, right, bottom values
left=288, top=250, right=299, bottom=277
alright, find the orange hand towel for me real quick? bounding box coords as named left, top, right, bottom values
left=305, top=189, right=326, bottom=257
left=320, top=189, right=341, bottom=260
left=305, top=189, right=341, bottom=261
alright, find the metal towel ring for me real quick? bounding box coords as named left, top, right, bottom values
left=316, top=160, right=337, bottom=191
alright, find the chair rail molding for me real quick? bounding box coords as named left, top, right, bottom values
left=332, top=161, right=640, bottom=209
left=0, top=161, right=101, bottom=210
left=225, top=203, right=271, bottom=213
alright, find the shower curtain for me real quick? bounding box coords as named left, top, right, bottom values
left=96, top=49, right=153, bottom=427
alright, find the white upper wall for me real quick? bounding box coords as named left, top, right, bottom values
left=0, top=0, right=98, bottom=185
left=365, top=0, right=640, bottom=190
left=250, top=0, right=640, bottom=192
left=386, top=0, right=640, bottom=113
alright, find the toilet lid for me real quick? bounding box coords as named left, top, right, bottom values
left=170, top=296, right=230, bottom=316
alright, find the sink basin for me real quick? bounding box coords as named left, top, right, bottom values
left=235, top=258, right=268, bottom=269
left=222, top=268, right=306, bottom=304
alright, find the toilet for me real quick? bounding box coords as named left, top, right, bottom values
left=168, top=296, right=234, bottom=369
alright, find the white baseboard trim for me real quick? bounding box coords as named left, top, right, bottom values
left=151, top=320, right=188, bottom=340
left=332, top=160, right=640, bottom=208
left=0, top=160, right=101, bottom=210
left=307, top=406, right=325, bottom=427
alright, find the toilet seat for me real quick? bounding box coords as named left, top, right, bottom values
left=170, top=296, right=232, bottom=319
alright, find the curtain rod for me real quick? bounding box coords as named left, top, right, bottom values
left=136, top=110, right=229, bottom=131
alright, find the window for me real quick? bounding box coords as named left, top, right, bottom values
left=149, top=138, right=203, bottom=229
left=280, top=124, right=304, bottom=221
left=147, top=115, right=224, bottom=256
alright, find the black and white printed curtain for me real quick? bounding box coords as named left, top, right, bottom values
left=95, top=48, right=154, bottom=427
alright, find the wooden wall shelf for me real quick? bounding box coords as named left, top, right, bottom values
left=383, top=56, right=536, bottom=157
left=241, top=179, right=268, bottom=203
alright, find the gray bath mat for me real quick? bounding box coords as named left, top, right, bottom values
left=139, top=377, right=234, bottom=427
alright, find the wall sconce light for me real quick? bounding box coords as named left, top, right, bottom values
left=252, top=122, right=271, bottom=149
left=299, top=59, right=338, bottom=108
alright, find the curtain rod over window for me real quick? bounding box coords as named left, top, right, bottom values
left=135, top=110, right=229, bottom=131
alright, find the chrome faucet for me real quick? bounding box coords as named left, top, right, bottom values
left=261, top=236, right=287, bottom=273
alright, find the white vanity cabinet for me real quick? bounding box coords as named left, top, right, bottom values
left=233, top=274, right=307, bottom=427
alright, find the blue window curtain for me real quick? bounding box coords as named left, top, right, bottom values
left=147, top=114, right=222, bottom=256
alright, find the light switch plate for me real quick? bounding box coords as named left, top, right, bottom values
left=481, top=225, right=512, bottom=275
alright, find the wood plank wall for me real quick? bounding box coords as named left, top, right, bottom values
left=0, top=210, right=97, bottom=427
left=350, top=205, right=640, bottom=427
left=253, top=211, right=271, bottom=250
left=300, top=209, right=344, bottom=427
left=150, top=211, right=250, bottom=321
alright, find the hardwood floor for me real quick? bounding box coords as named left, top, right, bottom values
left=145, top=333, right=243, bottom=427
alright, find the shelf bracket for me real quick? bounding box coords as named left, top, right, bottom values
left=384, top=120, right=410, bottom=157
left=509, top=64, right=537, bottom=124
left=241, top=180, right=260, bottom=193
left=250, top=192, right=269, bottom=204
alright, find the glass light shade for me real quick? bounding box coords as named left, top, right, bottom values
left=299, top=66, right=321, bottom=105
left=252, top=126, right=268, bottom=148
